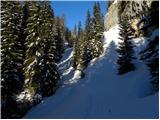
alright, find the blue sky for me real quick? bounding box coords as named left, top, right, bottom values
left=51, top=1, right=106, bottom=30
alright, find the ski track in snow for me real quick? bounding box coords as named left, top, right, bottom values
left=24, top=25, right=159, bottom=119
left=58, top=47, right=73, bottom=67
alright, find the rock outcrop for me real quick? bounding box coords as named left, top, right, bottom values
left=104, top=1, right=120, bottom=31
left=104, top=0, right=154, bottom=33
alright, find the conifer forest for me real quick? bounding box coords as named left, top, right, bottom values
left=1, top=1, right=159, bottom=119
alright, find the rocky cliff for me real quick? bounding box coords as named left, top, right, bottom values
left=104, top=1, right=120, bottom=31
left=104, top=0, right=154, bottom=34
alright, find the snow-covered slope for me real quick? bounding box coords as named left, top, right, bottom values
left=24, top=25, right=158, bottom=119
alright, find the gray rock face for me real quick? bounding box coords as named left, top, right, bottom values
left=104, top=1, right=120, bottom=31
left=104, top=1, right=153, bottom=31
left=121, top=1, right=151, bottom=19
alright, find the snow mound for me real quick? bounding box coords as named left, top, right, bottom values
left=71, top=70, right=82, bottom=80
left=103, top=25, right=120, bottom=49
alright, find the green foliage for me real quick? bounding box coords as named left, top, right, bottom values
left=54, top=16, right=65, bottom=62
left=92, top=2, right=104, bottom=58
left=140, top=37, right=159, bottom=92
left=24, top=2, right=59, bottom=96
left=1, top=1, right=26, bottom=118
left=72, top=2, right=104, bottom=70
left=150, top=1, right=159, bottom=28
left=1, top=1, right=24, bottom=101
left=72, top=21, right=84, bottom=68
left=1, top=1, right=65, bottom=118
left=139, top=2, right=159, bottom=92
left=82, top=10, right=94, bottom=66
left=117, top=16, right=135, bottom=75
left=65, top=28, right=73, bottom=47
left=24, top=1, right=60, bottom=97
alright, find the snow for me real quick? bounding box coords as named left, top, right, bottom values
left=103, top=25, right=120, bottom=49
left=150, top=28, right=159, bottom=40
left=58, top=48, right=73, bottom=66
left=35, top=37, right=40, bottom=45
left=24, top=25, right=158, bottom=119
left=62, top=66, right=74, bottom=76
left=132, top=37, right=148, bottom=58
left=57, top=47, right=76, bottom=85
left=17, top=90, right=32, bottom=102
left=72, top=70, right=82, bottom=80
left=133, top=28, right=159, bottom=59
left=36, top=51, right=41, bottom=56
left=17, top=93, right=26, bottom=100
left=28, top=59, right=37, bottom=69
left=28, top=42, right=34, bottom=47
left=89, top=57, right=98, bottom=66
left=25, top=79, right=29, bottom=84
left=25, top=58, right=37, bottom=74
left=113, top=0, right=118, bottom=4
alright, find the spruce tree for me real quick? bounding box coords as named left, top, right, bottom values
left=150, top=1, right=159, bottom=28
left=39, top=1, right=60, bottom=96
left=100, top=13, right=104, bottom=32
left=140, top=2, right=159, bottom=92
left=72, top=24, right=78, bottom=68
left=60, top=14, right=66, bottom=43
left=72, top=22, right=81, bottom=68
left=92, top=2, right=103, bottom=58
left=55, top=16, right=64, bottom=62
left=147, top=2, right=159, bottom=92
left=77, top=21, right=85, bottom=69
left=106, top=1, right=114, bottom=11
left=140, top=37, right=159, bottom=92
left=117, top=16, right=135, bottom=75
left=83, top=10, right=94, bottom=66
left=1, top=1, right=24, bottom=102
left=65, top=27, right=73, bottom=47
left=23, top=1, right=41, bottom=97
left=147, top=37, right=159, bottom=92
left=1, top=1, right=26, bottom=118
left=24, top=1, right=60, bottom=97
